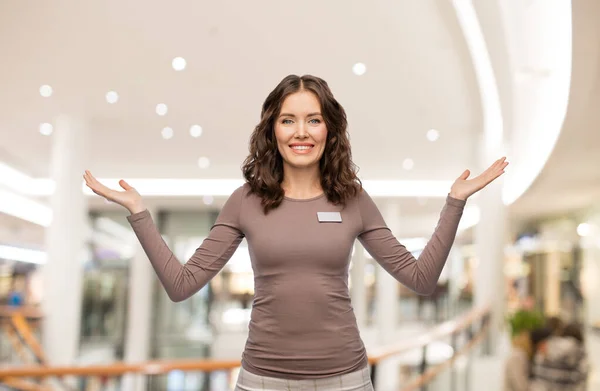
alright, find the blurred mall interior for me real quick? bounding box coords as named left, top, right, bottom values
left=1, top=0, right=599, bottom=390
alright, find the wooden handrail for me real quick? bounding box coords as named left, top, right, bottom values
left=10, top=313, right=47, bottom=364
left=0, top=306, right=44, bottom=320
left=368, top=304, right=490, bottom=364
left=3, top=325, right=30, bottom=363
left=0, top=358, right=242, bottom=378
left=0, top=305, right=490, bottom=380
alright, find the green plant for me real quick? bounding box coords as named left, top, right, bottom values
left=507, top=309, right=545, bottom=336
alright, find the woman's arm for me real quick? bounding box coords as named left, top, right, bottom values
left=357, top=190, right=464, bottom=295
left=127, top=186, right=245, bottom=302
left=357, top=157, right=507, bottom=295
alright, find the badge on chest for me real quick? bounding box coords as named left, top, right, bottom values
left=317, top=211, right=342, bottom=223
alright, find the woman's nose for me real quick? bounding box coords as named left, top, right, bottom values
left=295, top=123, right=308, bottom=138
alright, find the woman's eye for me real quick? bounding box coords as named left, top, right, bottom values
left=309, top=118, right=321, bottom=124
left=282, top=119, right=293, bottom=124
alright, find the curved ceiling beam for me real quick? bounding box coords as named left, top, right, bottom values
left=452, top=0, right=572, bottom=207
left=498, top=1, right=573, bottom=205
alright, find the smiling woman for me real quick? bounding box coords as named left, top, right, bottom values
left=84, top=73, right=506, bottom=391
left=275, top=93, right=327, bottom=166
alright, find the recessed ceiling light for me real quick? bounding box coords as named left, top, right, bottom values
left=172, top=57, right=187, bottom=71
left=161, top=127, right=174, bottom=140
left=577, top=223, right=592, bottom=237
left=39, top=123, right=53, bottom=136
left=427, top=129, right=439, bottom=142
left=106, top=91, right=119, bottom=104
left=402, top=158, right=414, bottom=170
left=39, top=85, right=53, bottom=98
left=352, top=63, right=367, bottom=76
left=190, top=125, right=203, bottom=138
left=156, top=103, right=168, bottom=116
left=203, top=195, right=214, bottom=205
left=198, top=157, right=210, bottom=169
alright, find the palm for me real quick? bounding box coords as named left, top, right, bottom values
left=450, top=157, right=509, bottom=200
left=83, top=170, right=141, bottom=210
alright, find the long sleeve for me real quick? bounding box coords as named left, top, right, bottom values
left=357, top=189, right=465, bottom=295
left=127, top=185, right=245, bottom=302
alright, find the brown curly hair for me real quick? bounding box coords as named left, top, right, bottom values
left=242, top=74, right=362, bottom=213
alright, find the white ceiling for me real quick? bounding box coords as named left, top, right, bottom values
left=0, top=0, right=486, bottom=249
left=0, top=0, right=480, bottom=182
left=3, top=1, right=599, bottom=251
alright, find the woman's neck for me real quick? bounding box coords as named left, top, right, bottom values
left=281, top=166, right=323, bottom=199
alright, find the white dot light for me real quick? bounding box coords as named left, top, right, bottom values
left=577, top=223, right=592, bottom=237
left=427, top=129, right=440, bottom=142
left=39, top=85, right=53, bottom=98
left=161, top=127, right=174, bottom=140
left=190, top=125, right=203, bottom=138
left=198, top=157, right=210, bottom=169
left=156, top=103, right=168, bottom=116
left=106, top=91, right=119, bottom=104
left=402, top=158, right=414, bottom=170
left=352, top=63, right=367, bottom=76
left=39, top=123, right=53, bottom=136
left=203, top=195, right=214, bottom=205
left=172, top=57, right=187, bottom=71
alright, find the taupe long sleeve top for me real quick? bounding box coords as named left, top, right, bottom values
left=127, top=184, right=466, bottom=379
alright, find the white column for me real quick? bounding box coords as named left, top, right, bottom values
left=474, top=153, right=507, bottom=353
left=376, top=201, right=400, bottom=343
left=42, top=115, right=89, bottom=365
left=122, top=207, right=156, bottom=391
left=374, top=201, right=402, bottom=391
left=582, top=244, right=600, bottom=326
left=350, top=241, right=367, bottom=329
left=544, top=251, right=561, bottom=317
left=580, top=213, right=600, bottom=327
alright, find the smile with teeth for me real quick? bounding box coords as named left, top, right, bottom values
left=289, top=144, right=314, bottom=154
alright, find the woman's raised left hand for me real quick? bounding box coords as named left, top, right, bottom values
left=449, top=157, right=509, bottom=200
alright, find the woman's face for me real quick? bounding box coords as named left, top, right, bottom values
left=274, top=90, right=328, bottom=171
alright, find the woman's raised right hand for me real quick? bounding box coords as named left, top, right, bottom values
left=83, top=170, right=146, bottom=214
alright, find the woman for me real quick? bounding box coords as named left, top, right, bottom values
left=84, top=74, right=507, bottom=390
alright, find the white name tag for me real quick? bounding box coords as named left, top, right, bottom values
left=317, top=212, right=342, bottom=223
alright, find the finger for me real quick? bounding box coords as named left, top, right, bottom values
left=483, top=166, right=507, bottom=185
left=85, top=171, right=113, bottom=197
left=83, top=171, right=91, bottom=183
left=84, top=170, right=97, bottom=187
left=489, top=161, right=508, bottom=177
left=458, top=169, right=470, bottom=180
left=474, top=159, right=508, bottom=188
left=483, top=158, right=508, bottom=179
left=487, top=157, right=506, bottom=172
left=119, top=179, right=133, bottom=191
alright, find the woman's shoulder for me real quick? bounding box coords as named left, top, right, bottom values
left=231, top=182, right=262, bottom=206
left=230, top=182, right=251, bottom=197
left=352, top=185, right=374, bottom=206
